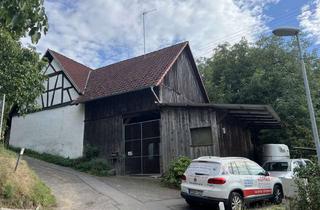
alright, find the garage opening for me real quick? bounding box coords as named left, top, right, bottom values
left=124, top=112, right=160, bottom=174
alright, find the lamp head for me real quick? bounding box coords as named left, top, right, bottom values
left=272, top=27, right=300, bottom=37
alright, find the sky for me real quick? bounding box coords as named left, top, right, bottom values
left=22, top=0, right=320, bottom=69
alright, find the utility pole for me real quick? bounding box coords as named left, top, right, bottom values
left=142, top=9, right=156, bottom=55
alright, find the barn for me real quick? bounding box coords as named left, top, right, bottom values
left=9, top=42, right=281, bottom=175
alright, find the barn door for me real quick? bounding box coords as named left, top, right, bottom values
left=125, top=120, right=160, bottom=174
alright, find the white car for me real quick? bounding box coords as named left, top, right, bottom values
left=180, top=156, right=283, bottom=210
left=262, top=158, right=312, bottom=179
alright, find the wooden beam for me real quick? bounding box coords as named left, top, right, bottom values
left=231, top=114, right=273, bottom=119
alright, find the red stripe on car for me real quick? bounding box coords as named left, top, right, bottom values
left=243, top=189, right=272, bottom=197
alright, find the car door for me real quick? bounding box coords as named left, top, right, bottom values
left=245, top=160, right=273, bottom=198
left=232, top=160, right=256, bottom=198
left=227, top=161, right=242, bottom=188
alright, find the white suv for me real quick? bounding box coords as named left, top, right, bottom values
left=180, top=156, right=283, bottom=210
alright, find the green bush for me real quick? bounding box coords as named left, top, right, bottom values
left=294, top=163, right=320, bottom=210
left=161, top=156, right=191, bottom=188
left=9, top=146, right=113, bottom=176
left=75, top=158, right=111, bottom=176
left=83, top=144, right=100, bottom=160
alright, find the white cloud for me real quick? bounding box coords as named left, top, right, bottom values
left=22, top=0, right=279, bottom=68
left=298, top=0, right=320, bottom=44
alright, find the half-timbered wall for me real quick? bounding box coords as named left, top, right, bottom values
left=159, top=50, right=207, bottom=103
left=9, top=55, right=85, bottom=158
left=160, top=107, right=220, bottom=172
left=36, top=58, right=78, bottom=109
left=10, top=104, right=85, bottom=158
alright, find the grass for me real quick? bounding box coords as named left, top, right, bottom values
left=9, top=146, right=113, bottom=176
left=0, top=145, right=56, bottom=209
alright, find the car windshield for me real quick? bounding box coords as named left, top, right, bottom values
left=263, top=162, right=289, bottom=171
left=186, top=161, right=221, bottom=176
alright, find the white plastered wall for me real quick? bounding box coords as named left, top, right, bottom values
left=9, top=104, right=85, bottom=158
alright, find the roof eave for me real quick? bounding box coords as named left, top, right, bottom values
left=73, top=86, right=153, bottom=104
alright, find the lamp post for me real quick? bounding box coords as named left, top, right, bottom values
left=272, top=27, right=320, bottom=163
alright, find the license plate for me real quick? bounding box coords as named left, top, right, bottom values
left=189, top=189, right=203, bottom=196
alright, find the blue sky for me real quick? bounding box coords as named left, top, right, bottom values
left=23, top=0, right=320, bottom=69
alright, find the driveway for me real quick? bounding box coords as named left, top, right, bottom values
left=25, top=157, right=201, bottom=210
left=25, top=157, right=281, bottom=210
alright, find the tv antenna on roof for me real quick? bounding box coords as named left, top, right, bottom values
left=142, top=9, right=156, bottom=55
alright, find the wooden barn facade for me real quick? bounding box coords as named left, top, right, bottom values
left=10, top=42, right=281, bottom=175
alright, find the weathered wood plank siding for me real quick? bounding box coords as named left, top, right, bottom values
left=84, top=115, right=124, bottom=173
left=160, top=107, right=219, bottom=172
left=160, top=51, right=206, bottom=103
left=217, top=113, right=254, bottom=158
left=85, top=89, right=158, bottom=121
left=84, top=89, right=158, bottom=174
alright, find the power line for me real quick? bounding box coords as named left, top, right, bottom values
left=193, top=6, right=309, bottom=58
left=194, top=17, right=301, bottom=58
left=195, top=6, right=303, bottom=52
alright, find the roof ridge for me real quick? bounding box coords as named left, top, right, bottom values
left=95, top=41, right=188, bottom=71
left=83, top=69, right=93, bottom=94
left=48, top=49, right=93, bottom=71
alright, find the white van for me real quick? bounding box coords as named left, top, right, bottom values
left=262, top=144, right=290, bottom=163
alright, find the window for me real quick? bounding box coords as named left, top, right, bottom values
left=263, top=162, right=289, bottom=172
left=234, top=161, right=250, bottom=175
left=228, top=162, right=240, bottom=175
left=245, top=161, right=265, bottom=175
left=186, top=161, right=221, bottom=176
left=190, top=127, right=213, bottom=146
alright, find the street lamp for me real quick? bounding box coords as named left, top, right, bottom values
left=272, top=27, right=320, bottom=163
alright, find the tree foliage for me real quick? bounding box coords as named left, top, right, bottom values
left=198, top=36, right=320, bottom=149
left=294, top=163, right=320, bottom=210
left=0, top=0, right=48, bottom=43
left=0, top=0, right=48, bottom=116
left=0, top=30, right=45, bottom=114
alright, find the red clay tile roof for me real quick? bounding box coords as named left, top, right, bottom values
left=76, top=41, right=188, bottom=102
left=46, top=42, right=206, bottom=103
left=48, top=49, right=92, bottom=93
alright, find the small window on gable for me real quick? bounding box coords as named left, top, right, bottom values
left=190, top=127, right=212, bottom=146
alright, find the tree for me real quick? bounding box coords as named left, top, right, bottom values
left=0, top=0, right=48, bottom=43
left=198, top=36, right=320, bottom=150
left=0, top=0, right=48, bottom=115
left=0, top=30, right=45, bottom=114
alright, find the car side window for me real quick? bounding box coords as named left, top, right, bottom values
left=227, top=162, right=240, bottom=175
left=227, top=162, right=234, bottom=174
left=245, top=161, right=265, bottom=175
left=234, top=161, right=250, bottom=175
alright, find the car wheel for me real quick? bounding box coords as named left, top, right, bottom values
left=185, top=198, right=198, bottom=207
left=226, top=192, right=245, bottom=210
left=271, top=185, right=283, bottom=204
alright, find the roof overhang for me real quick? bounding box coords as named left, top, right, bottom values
left=159, top=103, right=281, bottom=129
